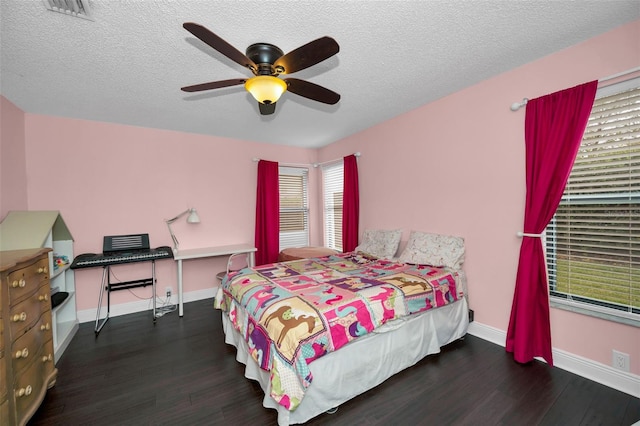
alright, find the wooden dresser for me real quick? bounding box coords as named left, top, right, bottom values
left=0, top=248, right=57, bottom=426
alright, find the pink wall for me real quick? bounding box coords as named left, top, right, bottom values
left=319, top=20, right=640, bottom=374
left=0, top=96, right=28, bottom=218
left=22, top=115, right=321, bottom=312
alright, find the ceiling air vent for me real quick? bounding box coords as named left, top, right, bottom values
left=43, top=0, right=93, bottom=21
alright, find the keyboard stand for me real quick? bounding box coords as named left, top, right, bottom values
left=95, top=261, right=157, bottom=335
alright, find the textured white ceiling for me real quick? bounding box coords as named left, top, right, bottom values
left=1, top=1, right=639, bottom=148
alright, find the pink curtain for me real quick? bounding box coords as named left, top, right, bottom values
left=506, top=81, right=598, bottom=366
left=254, top=160, right=280, bottom=266
left=342, top=154, right=360, bottom=252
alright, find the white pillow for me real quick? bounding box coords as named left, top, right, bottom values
left=355, top=229, right=402, bottom=259
left=398, top=231, right=465, bottom=269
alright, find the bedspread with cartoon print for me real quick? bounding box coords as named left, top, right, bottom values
left=214, top=251, right=463, bottom=412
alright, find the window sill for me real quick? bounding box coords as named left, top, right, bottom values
left=550, top=298, right=639, bottom=328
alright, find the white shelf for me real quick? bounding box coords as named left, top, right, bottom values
left=52, top=289, right=74, bottom=314
left=51, top=262, right=71, bottom=280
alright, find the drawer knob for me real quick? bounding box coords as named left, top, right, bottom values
left=42, top=354, right=53, bottom=363
left=39, top=293, right=49, bottom=302
left=40, top=322, right=51, bottom=331
left=16, top=385, right=33, bottom=397
left=12, top=312, right=27, bottom=322
left=14, top=348, right=29, bottom=359
left=38, top=266, right=48, bottom=274
left=11, top=279, right=26, bottom=288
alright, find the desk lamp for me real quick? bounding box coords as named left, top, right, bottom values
left=165, top=208, right=200, bottom=251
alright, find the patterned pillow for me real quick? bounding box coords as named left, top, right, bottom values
left=398, top=231, right=465, bottom=269
left=355, top=229, right=402, bottom=259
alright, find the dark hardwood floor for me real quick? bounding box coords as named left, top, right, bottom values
left=29, top=299, right=639, bottom=426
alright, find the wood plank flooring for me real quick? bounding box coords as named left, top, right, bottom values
left=29, top=299, right=640, bottom=425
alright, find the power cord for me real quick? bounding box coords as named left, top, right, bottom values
left=155, top=292, right=177, bottom=317
left=108, top=269, right=176, bottom=317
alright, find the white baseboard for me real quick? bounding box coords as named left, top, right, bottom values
left=77, top=287, right=217, bottom=323
left=467, top=321, right=640, bottom=398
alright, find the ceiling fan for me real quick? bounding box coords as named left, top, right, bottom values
left=181, top=22, right=341, bottom=115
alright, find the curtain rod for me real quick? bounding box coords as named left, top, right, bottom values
left=599, top=65, right=640, bottom=83
left=509, top=66, right=640, bottom=112
left=312, top=152, right=361, bottom=168
left=252, top=152, right=361, bottom=169
left=252, top=158, right=311, bottom=168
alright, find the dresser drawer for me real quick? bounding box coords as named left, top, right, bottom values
left=11, top=314, right=53, bottom=374
left=13, top=356, right=46, bottom=424
left=6, top=256, right=49, bottom=306
left=8, top=288, right=51, bottom=338
left=13, top=345, right=57, bottom=425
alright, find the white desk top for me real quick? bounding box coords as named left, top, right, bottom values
left=173, top=244, right=256, bottom=261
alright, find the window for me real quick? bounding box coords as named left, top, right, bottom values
left=545, top=79, right=639, bottom=325
left=279, top=167, right=309, bottom=250
left=322, top=162, right=343, bottom=251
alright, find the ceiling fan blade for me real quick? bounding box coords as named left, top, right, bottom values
left=285, top=78, right=340, bottom=105
left=181, top=78, right=246, bottom=92
left=259, top=102, right=276, bottom=115
left=183, top=22, right=257, bottom=72
left=274, top=36, right=339, bottom=75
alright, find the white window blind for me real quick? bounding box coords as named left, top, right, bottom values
left=279, top=167, right=309, bottom=250
left=322, top=162, right=343, bottom=251
left=545, top=79, right=640, bottom=323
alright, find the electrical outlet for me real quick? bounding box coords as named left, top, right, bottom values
left=612, top=350, right=630, bottom=372
left=165, top=286, right=172, bottom=298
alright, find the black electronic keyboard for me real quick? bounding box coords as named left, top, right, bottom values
left=71, top=233, right=173, bottom=269
left=71, top=247, right=173, bottom=269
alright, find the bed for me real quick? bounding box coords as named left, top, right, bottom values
left=214, top=230, right=469, bottom=425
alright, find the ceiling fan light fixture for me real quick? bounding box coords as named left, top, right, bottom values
left=245, top=76, right=287, bottom=104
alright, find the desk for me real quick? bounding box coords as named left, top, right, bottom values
left=174, top=244, right=256, bottom=316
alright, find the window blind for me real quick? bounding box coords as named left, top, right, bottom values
left=279, top=167, right=309, bottom=250
left=322, top=162, right=344, bottom=251
left=546, top=80, right=640, bottom=320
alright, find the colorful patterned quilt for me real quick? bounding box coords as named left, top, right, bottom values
left=214, top=251, right=463, bottom=411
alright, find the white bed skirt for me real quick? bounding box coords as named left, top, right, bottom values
left=222, top=297, right=470, bottom=426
